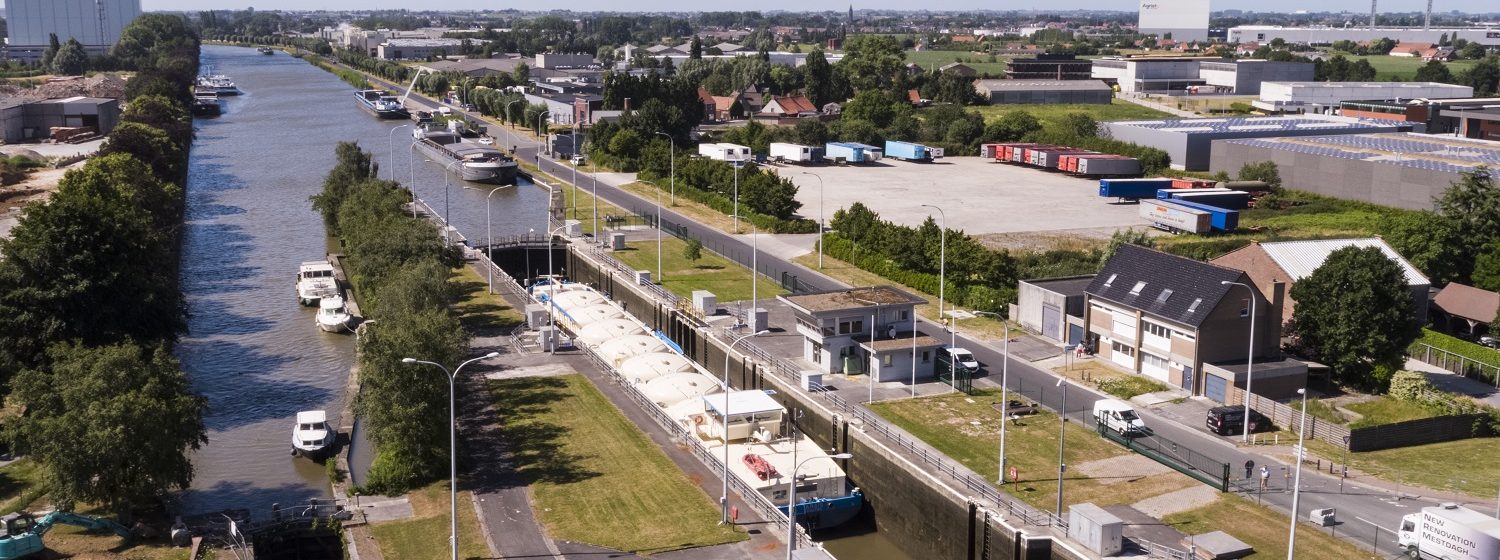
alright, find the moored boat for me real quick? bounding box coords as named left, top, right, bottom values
left=316, top=296, right=353, bottom=333
left=258, top=47, right=275, bottom=55
left=197, top=74, right=240, bottom=96
left=356, top=89, right=410, bottom=119
left=291, top=410, right=333, bottom=459
left=296, top=261, right=338, bottom=306
left=412, top=125, right=517, bottom=185
left=191, top=89, right=222, bottom=117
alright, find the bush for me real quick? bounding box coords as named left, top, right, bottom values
left=1411, top=328, right=1500, bottom=384
left=1096, top=376, right=1168, bottom=399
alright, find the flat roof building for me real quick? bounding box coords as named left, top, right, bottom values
left=1339, top=97, right=1500, bottom=135
left=1091, top=57, right=1312, bottom=94
left=0, top=96, right=120, bottom=143
left=974, top=80, right=1113, bottom=105
left=778, top=286, right=943, bottom=381
left=1227, top=25, right=1500, bottom=47
left=1102, top=115, right=1412, bottom=170
left=377, top=38, right=464, bottom=61
left=1255, top=82, right=1474, bottom=114
left=3, top=0, right=141, bottom=62
left=1209, top=132, right=1500, bottom=210
left=1007, top=54, right=1094, bottom=80
left=1138, top=0, right=1210, bottom=42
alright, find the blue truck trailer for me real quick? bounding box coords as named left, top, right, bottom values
left=825, top=142, right=883, bottom=163
left=884, top=140, right=941, bottom=162
left=1168, top=199, right=1240, bottom=232
left=1099, top=178, right=1174, bottom=200
left=1170, top=189, right=1251, bottom=210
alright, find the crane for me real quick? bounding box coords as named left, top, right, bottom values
left=399, top=66, right=437, bottom=108
left=0, top=511, right=134, bottom=559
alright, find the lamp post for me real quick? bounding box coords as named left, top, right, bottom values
left=504, top=99, right=523, bottom=129
left=570, top=131, right=578, bottom=219
left=1288, top=387, right=1310, bottom=560
left=919, top=204, right=950, bottom=348
left=1056, top=376, right=1068, bottom=518
left=399, top=352, right=500, bottom=560
left=786, top=453, right=854, bottom=560
left=721, top=329, right=769, bottom=525
left=801, top=172, right=825, bottom=269
left=732, top=160, right=743, bottom=233
left=536, top=110, right=547, bottom=142
left=387, top=123, right=410, bottom=181
left=1221, top=280, right=1257, bottom=443
left=973, top=310, right=1010, bottom=484
left=466, top=185, right=515, bottom=294
left=439, top=159, right=463, bottom=243
left=653, top=131, right=675, bottom=206
left=591, top=161, right=599, bottom=242
left=544, top=224, right=568, bottom=355
left=408, top=142, right=419, bottom=218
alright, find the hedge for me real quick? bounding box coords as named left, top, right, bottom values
left=650, top=182, right=818, bottom=234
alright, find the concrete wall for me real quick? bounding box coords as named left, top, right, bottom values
left=1103, top=120, right=1411, bottom=171
left=1209, top=140, right=1461, bottom=211
left=986, top=88, right=1111, bottom=105
left=1227, top=26, right=1500, bottom=47
left=1204, top=61, right=1313, bottom=95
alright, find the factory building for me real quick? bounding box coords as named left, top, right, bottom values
left=1210, top=132, right=1500, bottom=210
left=1255, top=82, right=1474, bottom=114
left=1138, top=0, right=1211, bottom=42
left=2, top=0, right=141, bottom=62
left=376, top=38, right=464, bottom=61
left=1101, top=115, right=1412, bottom=171
left=1228, top=26, right=1500, bottom=47
left=1091, top=57, right=1313, bottom=94
left=973, top=80, right=1114, bottom=105
left=1339, top=97, right=1500, bottom=134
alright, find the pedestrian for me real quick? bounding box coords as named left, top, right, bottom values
left=1259, top=466, right=1270, bottom=491
left=1244, top=459, right=1255, bottom=480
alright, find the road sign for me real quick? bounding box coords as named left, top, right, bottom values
left=1009, top=466, right=1019, bottom=482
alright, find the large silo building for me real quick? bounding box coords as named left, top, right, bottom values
left=1138, top=0, right=1211, bottom=43
left=2, top=0, right=143, bottom=62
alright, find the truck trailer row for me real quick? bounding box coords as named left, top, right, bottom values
left=983, top=142, right=1142, bottom=177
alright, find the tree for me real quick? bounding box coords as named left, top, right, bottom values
left=1414, top=60, right=1454, bottom=83
left=1288, top=246, right=1420, bottom=391
left=682, top=237, right=703, bottom=264
left=99, top=122, right=185, bottom=182
left=51, top=38, right=89, bottom=76
left=802, top=48, right=835, bottom=107
left=1349, top=59, right=1378, bottom=81
left=1472, top=241, right=1500, bottom=293
left=8, top=341, right=207, bottom=513
left=1436, top=167, right=1500, bottom=250
left=986, top=110, right=1041, bottom=142
left=1381, top=210, right=1467, bottom=286
left=1057, top=113, right=1098, bottom=138
left=689, top=35, right=702, bottom=59
left=41, top=33, right=60, bottom=70
left=1459, top=57, right=1500, bottom=95
left=838, top=35, right=905, bottom=93
left=1237, top=161, right=1282, bottom=189
left=1099, top=228, right=1154, bottom=267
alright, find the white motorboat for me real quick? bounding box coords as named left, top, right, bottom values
left=291, top=410, right=333, bottom=459
left=296, top=261, right=338, bottom=306
left=316, top=296, right=353, bottom=333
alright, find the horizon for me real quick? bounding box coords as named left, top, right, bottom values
left=131, top=1, right=1500, bottom=16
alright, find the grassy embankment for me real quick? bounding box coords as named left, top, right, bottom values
left=488, top=374, right=746, bottom=553
left=0, top=459, right=188, bottom=559
left=1164, top=494, right=1380, bottom=559
left=1325, top=53, right=1480, bottom=80
left=904, top=49, right=1010, bottom=75
left=367, top=482, right=491, bottom=560
left=612, top=238, right=779, bottom=303
left=970, top=100, right=1174, bottom=127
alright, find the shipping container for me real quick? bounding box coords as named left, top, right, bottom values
left=770, top=142, right=820, bottom=163
left=1171, top=178, right=1217, bottom=190
left=1076, top=155, right=1142, bottom=177
left=1169, top=199, right=1240, bottom=232
left=1019, top=144, right=1060, bottom=164
left=1172, top=189, right=1251, bottom=210
left=1101, top=178, right=1175, bottom=200
left=1140, top=199, right=1211, bottom=234
left=1032, top=148, right=1094, bottom=169
left=981, top=143, right=1005, bottom=159
left=698, top=143, right=751, bottom=162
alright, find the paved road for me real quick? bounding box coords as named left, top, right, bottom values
left=371, top=68, right=1423, bottom=558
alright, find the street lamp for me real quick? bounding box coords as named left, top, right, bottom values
left=536, top=110, right=548, bottom=142
left=919, top=204, right=950, bottom=348
left=591, top=161, right=599, bottom=242
left=544, top=224, right=569, bottom=355
left=1055, top=376, right=1068, bottom=518
left=465, top=185, right=515, bottom=294
left=439, top=159, right=463, bottom=243
left=653, top=131, right=675, bottom=206
left=1288, top=387, right=1310, bottom=560
left=400, top=351, right=501, bottom=560
left=800, top=172, right=825, bottom=269
left=973, top=310, right=1010, bottom=484
left=732, top=160, right=743, bottom=233
left=504, top=99, right=523, bottom=128
left=786, top=453, right=854, bottom=560
left=408, top=141, right=420, bottom=219
left=387, top=123, right=410, bottom=181
left=1221, top=280, right=1257, bottom=443
left=721, top=329, right=769, bottom=525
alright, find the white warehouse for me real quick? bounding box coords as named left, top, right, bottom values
left=1138, top=0, right=1210, bottom=42
left=3, top=0, right=141, bottom=62
left=1254, top=82, right=1475, bottom=114
left=1228, top=26, right=1500, bottom=47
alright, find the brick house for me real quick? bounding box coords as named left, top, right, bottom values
left=1086, top=245, right=1286, bottom=402
left=779, top=286, right=944, bottom=381
left=1211, top=238, right=1430, bottom=326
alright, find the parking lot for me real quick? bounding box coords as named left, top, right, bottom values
left=780, top=156, right=1149, bottom=243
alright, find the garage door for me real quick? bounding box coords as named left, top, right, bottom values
left=1205, top=373, right=1227, bottom=403
left=1041, top=305, right=1061, bottom=341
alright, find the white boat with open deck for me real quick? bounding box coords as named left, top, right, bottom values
left=291, top=410, right=333, bottom=459
left=315, top=296, right=353, bottom=333
left=296, top=261, right=338, bottom=306
left=532, top=278, right=863, bottom=530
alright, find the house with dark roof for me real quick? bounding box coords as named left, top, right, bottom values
left=779, top=286, right=944, bottom=381
left=1086, top=245, right=1290, bottom=402
left=1432, top=283, right=1499, bottom=336
left=939, top=62, right=977, bottom=77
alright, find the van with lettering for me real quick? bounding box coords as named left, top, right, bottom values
left=1398, top=503, right=1500, bottom=560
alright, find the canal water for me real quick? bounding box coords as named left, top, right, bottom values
left=179, top=44, right=909, bottom=559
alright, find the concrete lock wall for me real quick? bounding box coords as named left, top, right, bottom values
left=561, top=246, right=1079, bottom=560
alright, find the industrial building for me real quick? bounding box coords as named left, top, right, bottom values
left=376, top=38, right=464, bottom=61
left=2, top=0, right=141, bottom=62
left=973, top=80, right=1113, bottom=105
left=1339, top=97, right=1500, bottom=135
left=535, top=53, right=595, bottom=69
left=1254, top=82, right=1474, bottom=114
left=1006, top=54, right=1094, bottom=80
left=778, top=286, right=943, bottom=381
left=1227, top=26, right=1500, bottom=47
left=1102, top=115, right=1412, bottom=170
left=0, top=96, right=120, bottom=143
left=1090, top=57, right=1313, bottom=94
left=1209, top=132, right=1500, bottom=210
left=1445, top=106, right=1500, bottom=142
left=1137, top=0, right=1210, bottom=42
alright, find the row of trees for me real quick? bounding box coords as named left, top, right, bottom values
left=0, top=14, right=207, bottom=516
left=309, top=143, right=467, bottom=494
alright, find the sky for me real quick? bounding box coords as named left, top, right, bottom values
left=136, top=0, right=1493, bottom=15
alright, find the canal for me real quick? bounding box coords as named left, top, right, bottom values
left=179, top=44, right=909, bottom=560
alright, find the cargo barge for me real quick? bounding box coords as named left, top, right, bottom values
left=412, top=125, right=517, bottom=184
left=355, top=89, right=410, bottom=119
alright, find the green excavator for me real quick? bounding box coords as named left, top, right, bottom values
left=0, top=511, right=133, bottom=559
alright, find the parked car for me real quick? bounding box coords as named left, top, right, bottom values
left=571, top=155, right=586, bottom=166
left=477, top=136, right=494, bottom=145
left=1481, top=336, right=1499, bottom=349
left=1206, top=406, right=1271, bottom=436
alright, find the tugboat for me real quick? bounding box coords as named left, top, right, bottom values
left=291, top=410, right=334, bottom=459
left=355, top=89, right=410, bottom=119
left=411, top=124, right=518, bottom=184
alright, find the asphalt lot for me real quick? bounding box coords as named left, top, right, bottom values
left=780, top=156, right=1146, bottom=236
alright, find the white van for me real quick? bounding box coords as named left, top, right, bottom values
left=1092, top=399, right=1147, bottom=435
left=936, top=347, right=980, bottom=377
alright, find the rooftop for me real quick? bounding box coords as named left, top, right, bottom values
left=1254, top=238, right=1429, bottom=287
left=703, top=390, right=784, bottom=417
left=1108, top=115, right=1395, bottom=134
left=975, top=80, right=1112, bottom=92
left=1221, top=132, right=1500, bottom=175
left=1433, top=283, right=1499, bottom=324
left=382, top=38, right=464, bottom=47
left=1023, top=275, right=1097, bottom=297
left=779, top=285, right=926, bottom=314
left=855, top=333, right=946, bottom=353
left=1265, top=81, right=1472, bottom=90
left=1087, top=244, right=1250, bottom=328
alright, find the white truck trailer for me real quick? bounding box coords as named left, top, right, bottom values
left=1399, top=504, right=1500, bottom=560
left=697, top=143, right=751, bottom=162
left=769, top=142, right=819, bottom=163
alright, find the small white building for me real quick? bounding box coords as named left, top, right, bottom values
left=1254, top=81, right=1475, bottom=114
left=778, top=286, right=943, bottom=381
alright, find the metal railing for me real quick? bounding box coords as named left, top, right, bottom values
left=1411, top=342, right=1500, bottom=386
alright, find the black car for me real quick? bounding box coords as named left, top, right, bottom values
left=1206, top=406, right=1271, bottom=436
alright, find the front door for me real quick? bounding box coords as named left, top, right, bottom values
left=1042, top=305, right=1061, bottom=341
left=1181, top=365, right=1195, bottom=392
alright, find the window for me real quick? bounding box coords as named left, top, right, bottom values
left=921, top=351, right=931, bottom=363
left=1187, top=298, right=1203, bottom=313
left=1156, top=289, right=1173, bottom=304
left=1142, top=352, right=1169, bottom=370
left=1103, top=273, right=1118, bottom=287
left=1129, top=281, right=1147, bottom=295
left=1240, top=298, right=1251, bottom=317
left=1111, top=341, right=1136, bottom=357
left=838, top=319, right=863, bottom=334
left=900, top=310, right=910, bottom=320
left=812, top=342, right=823, bottom=364
left=883, top=354, right=893, bottom=366
left=1144, top=323, right=1171, bottom=338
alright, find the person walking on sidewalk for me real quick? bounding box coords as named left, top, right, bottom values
left=1259, top=465, right=1270, bottom=491
left=1244, top=459, right=1255, bottom=480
